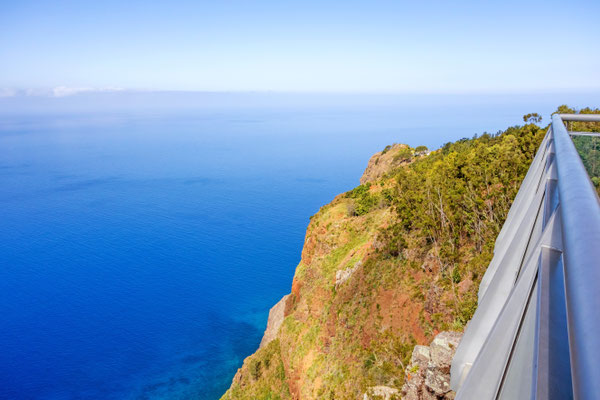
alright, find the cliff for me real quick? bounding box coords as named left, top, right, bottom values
left=360, top=143, right=413, bottom=185
left=221, top=123, right=545, bottom=400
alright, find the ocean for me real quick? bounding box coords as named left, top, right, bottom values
left=1, top=92, right=597, bottom=399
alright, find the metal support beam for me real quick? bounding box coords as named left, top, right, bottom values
left=568, top=131, right=600, bottom=137
left=559, top=114, right=600, bottom=122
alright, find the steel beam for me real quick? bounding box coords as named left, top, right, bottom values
left=559, top=114, right=600, bottom=122
left=568, top=131, right=600, bottom=137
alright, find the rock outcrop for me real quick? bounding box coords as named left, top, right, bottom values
left=259, top=294, right=290, bottom=348
left=335, top=260, right=362, bottom=288
left=402, top=331, right=462, bottom=400
left=363, top=385, right=400, bottom=400
left=360, top=144, right=411, bottom=184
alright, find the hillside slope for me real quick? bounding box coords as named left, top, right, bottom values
left=221, top=119, right=548, bottom=400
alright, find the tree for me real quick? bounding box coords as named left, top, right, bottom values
left=522, top=113, right=542, bottom=124
left=393, top=147, right=413, bottom=162
left=554, top=105, right=576, bottom=115
left=415, top=145, right=429, bottom=155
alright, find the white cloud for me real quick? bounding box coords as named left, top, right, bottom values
left=52, top=86, right=93, bottom=97
left=0, top=87, right=127, bottom=98
left=0, top=88, right=17, bottom=97
left=51, top=86, right=124, bottom=97
left=25, top=88, right=51, bottom=97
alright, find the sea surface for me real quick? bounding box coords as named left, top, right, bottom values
left=1, top=93, right=598, bottom=399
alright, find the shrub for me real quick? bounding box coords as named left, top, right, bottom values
left=346, top=184, right=379, bottom=216
left=250, top=359, right=262, bottom=380
left=456, top=296, right=478, bottom=326
left=393, top=147, right=413, bottom=162
left=376, top=223, right=407, bottom=258
left=346, top=201, right=357, bottom=216
left=451, top=267, right=461, bottom=284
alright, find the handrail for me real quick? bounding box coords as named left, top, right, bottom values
left=552, top=114, right=600, bottom=399
left=558, top=113, right=600, bottom=122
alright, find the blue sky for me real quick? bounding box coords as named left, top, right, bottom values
left=1, top=0, right=599, bottom=93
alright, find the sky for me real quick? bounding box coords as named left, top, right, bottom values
left=1, top=0, right=599, bottom=94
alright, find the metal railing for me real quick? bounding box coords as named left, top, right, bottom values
left=450, top=114, right=600, bottom=400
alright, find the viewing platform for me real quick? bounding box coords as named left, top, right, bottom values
left=450, top=114, right=600, bottom=400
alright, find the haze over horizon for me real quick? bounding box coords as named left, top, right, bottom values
left=2, top=0, right=599, bottom=94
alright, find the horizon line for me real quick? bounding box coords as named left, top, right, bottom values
left=2, top=86, right=600, bottom=99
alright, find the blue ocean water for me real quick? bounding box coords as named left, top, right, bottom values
left=1, top=94, right=598, bottom=399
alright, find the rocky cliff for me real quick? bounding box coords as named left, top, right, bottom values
left=400, top=331, right=462, bottom=400
left=221, top=123, right=545, bottom=400
left=260, top=295, right=291, bottom=349
left=360, top=144, right=414, bottom=185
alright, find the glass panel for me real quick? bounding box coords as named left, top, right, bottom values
left=497, top=278, right=538, bottom=400
left=571, top=129, right=600, bottom=195
left=544, top=251, right=573, bottom=400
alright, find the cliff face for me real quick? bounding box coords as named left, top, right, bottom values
left=260, top=295, right=291, bottom=349
left=360, top=143, right=412, bottom=185
left=400, top=331, right=462, bottom=400
left=222, top=125, right=544, bottom=400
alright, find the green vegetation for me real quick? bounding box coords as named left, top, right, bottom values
left=346, top=183, right=382, bottom=216
left=381, top=144, right=393, bottom=154
left=573, top=135, right=600, bottom=191
left=392, top=146, right=413, bottom=163
left=523, top=113, right=542, bottom=124
left=557, top=106, right=600, bottom=193
left=381, top=122, right=544, bottom=283
left=221, top=339, right=290, bottom=400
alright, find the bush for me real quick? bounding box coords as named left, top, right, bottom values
left=346, top=184, right=379, bottom=216
left=376, top=223, right=407, bottom=258
left=250, top=359, right=262, bottom=380
left=393, top=147, right=413, bottom=162
left=451, top=267, right=461, bottom=284
left=456, top=296, right=478, bottom=326
left=346, top=201, right=357, bottom=216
